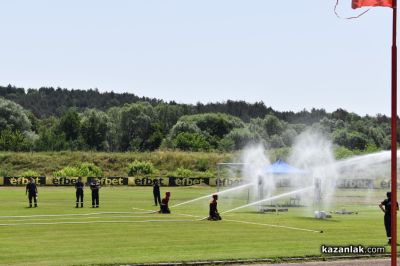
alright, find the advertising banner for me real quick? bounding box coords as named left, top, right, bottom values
left=46, top=177, right=88, bottom=186
left=168, top=177, right=209, bottom=186
left=129, top=176, right=210, bottom=186
left=3, top=176, right=46, bottom=186
left=2, top=176, right=397, bottom=189
left=87, top=177, right=128, bottom=186
left=211, top=177, right=244, bottom=187
left=129, top=177, right=167, bottom=186
left=336, top=179, right=374, bottom=189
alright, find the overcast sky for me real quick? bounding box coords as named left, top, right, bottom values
left=0, top=0, right=396, bottom=116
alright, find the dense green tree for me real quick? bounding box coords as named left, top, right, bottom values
left=34, top=117, right=67, bottom=151
left=81, top=109, right=109, bottom=150
left=222, top=127, right=262, bottom=150
left=0, top=129, right=32, bottom=151
left=264, top=114, right=284, bottom=136
left=0, top=97, right=32, bottom=133
left=143, top=123, right=164, bottom=151
left=106, top=107, right=122, bottom=151
left=0, top=86, right=397, bottom=153
left=119, top=102, right=157, bottom=151
left=155, top=104, right=185, bottom=134
left=59, top=109, right=81, bottom=141
left=173, top=132, right=210, bottom=151
left=333, top=129, right=368, bottom=150
left=169, top=121, right=202, bottom=139
left=179, top=113, right=244, bottom=138
left=269, top=134, right=285, bottom=148
left=281, top=128, right=297, bottom=146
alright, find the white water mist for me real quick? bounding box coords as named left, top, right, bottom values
left=289, top=129, right=338, bottom=212
left=241, top=144, right=272, bottom=203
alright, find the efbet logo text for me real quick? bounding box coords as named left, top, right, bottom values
left=321, top=245, right=385, bottom=254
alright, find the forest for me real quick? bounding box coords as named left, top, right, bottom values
left=0, top=84, right=395, bottom=154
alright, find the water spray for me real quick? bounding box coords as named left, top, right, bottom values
left=170, top=182, right=254, bottom=208
left=313, top=178, right=322, bottom=210
left=221, top=186, right=313, bottom=214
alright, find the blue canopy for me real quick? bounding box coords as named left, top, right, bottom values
left=265, top=159, right=306, bottom=174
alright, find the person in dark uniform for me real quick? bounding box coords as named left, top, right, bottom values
left=90, top=179, right=100, bottom=208
left=153, top=179, right=161, bottom=206
left=25, top=177, right=38, bottom=208
left=379, top=191, right=399, bottom=244
left=75, top=177, right=84, bottom=208
left=159, top=191, right=170, bottom=214
left=208, top=194, right=222, bottom=221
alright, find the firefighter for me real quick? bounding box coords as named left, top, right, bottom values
left=25, top=177, right=38, bottom=208
left=90, top=179, right=101, bottom=208
left=159, top=192, right=171, bottom=214
left=75, top=177, right=84, bottom=208
left=153, top=179, right=161, bottom=206
left=379, top=191, right=399, bottom=244
left=208, top=194, right=221, bottom=221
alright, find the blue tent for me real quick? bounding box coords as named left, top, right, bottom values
left=265, top=159, right=306, bottom=174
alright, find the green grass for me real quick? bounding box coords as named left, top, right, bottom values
left=0, top=186, right=394, bottom=266
left=0, top=151, right=233, bottom=177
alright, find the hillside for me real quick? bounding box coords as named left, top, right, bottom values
left=0, top=85, right=395, bottom=153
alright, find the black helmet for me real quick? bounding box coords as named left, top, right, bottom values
left=387, top=192, right=392, bottom=198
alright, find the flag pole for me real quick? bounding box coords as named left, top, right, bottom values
left=391, top=0, right=398, bottom=265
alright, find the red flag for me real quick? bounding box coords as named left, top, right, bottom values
left=352, top=0, right=393, bottom=9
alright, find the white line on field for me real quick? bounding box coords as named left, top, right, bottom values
left=223, top=219, right=322, bottom=233
left=131, top=207, right=323, bottom=234
left=1, top=215, right=183, bottom=222
left=0, top=211, right=154, bottom=219
left=168, top=211, right=322, bottom=233
left=132, top=207, right=158, bottom=213
left=174, top=213, right=203, bottom=218
left=0, top=219, right=199, bottom=226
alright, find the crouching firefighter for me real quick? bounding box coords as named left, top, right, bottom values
left=26, top=177, right=38, bottom=208
left=75, top=177, right=84, bottom=208
left=90, top=179, right=101, bottom=208
left=208, top=194, right=221, bottom=221
left=159, top=192, right=171, bottom=214
left=379, top=191, right=399, bottom=244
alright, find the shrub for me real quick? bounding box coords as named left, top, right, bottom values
left=53, top=166, right=80, bottom=177
left=20, top=170, right=40, bottom=177
left=173, top=132, right=210, bottom=151
left=173, top=167, right=193, bottom=177
left=53, top=163, right=103, bottom=177
left=334, top=146, right=355, bottom=160
left=195, top=159, right=209, bottom=172
left=128, top=160, right=156, bottom=176
left=170, top=167, right=214, bottom=178
left=78, top=162, right=103, bottom=177
left=0, top=168, right=9, bottom=177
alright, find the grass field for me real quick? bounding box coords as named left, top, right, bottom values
left=0, top=186, right=394, bottom=266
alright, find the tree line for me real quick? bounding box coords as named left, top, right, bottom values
left=0, top=85, right=396, bottom=153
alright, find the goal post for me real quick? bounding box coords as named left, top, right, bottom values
left=216, top=162, right=250, bottom=203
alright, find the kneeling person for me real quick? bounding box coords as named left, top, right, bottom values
left=159, top=192, right=171, bottom=214
left=208, top=194, right=221, bottom=221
